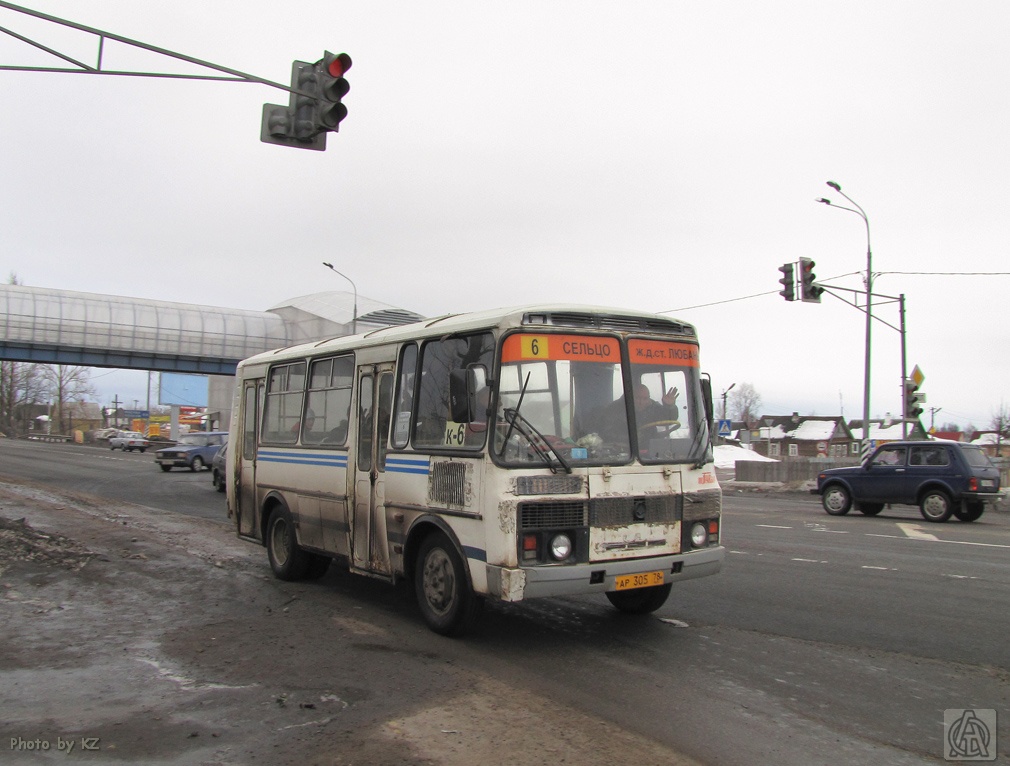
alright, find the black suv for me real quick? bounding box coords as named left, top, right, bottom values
left=813, top=440, right=1002, bottom=523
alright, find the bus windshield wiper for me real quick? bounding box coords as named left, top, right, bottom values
left=497, top=372, right=571, bottom=474
left=502, top=408, right=572, bottom=474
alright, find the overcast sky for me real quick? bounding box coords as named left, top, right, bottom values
left=2, top=1, right=1007, bottom=430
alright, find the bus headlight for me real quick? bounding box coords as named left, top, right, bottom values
left=549, top=533, right=572, bottom=561
left=690, top=522, right=708, bottom=548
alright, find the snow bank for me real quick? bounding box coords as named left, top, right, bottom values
left=713, top=444, right=778, bottom=469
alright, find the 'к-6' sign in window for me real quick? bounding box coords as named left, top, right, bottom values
left=501, top=334, right=619, bottom=363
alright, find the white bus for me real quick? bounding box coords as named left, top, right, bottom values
left=227, top=305, right=724, bottom=635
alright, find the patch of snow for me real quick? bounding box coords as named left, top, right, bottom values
left=714, top=444, right=778, bottom=469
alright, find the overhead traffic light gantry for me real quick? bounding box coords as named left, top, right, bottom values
left=260, top=52, right=352, bottom=151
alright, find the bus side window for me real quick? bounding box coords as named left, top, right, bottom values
left=358, top=376, right=373, bottom=471
left=305, top=355, right=353, bottom=446
left=413, top=333, right=495, bottom=450
left=392, top=344, right=418, bottom=449
left=377, top=374, right=393, bottom=469
left=262, top=362, right=305, bottom=444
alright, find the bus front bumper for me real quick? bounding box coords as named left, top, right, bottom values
left=485, top=546, right=725, bottom=603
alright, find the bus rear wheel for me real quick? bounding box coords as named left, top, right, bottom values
left=606, top=583, right=672, bottom=614
left=414, top=532, right=482, bottom=637
left=266, top=505, right=311, bottom=581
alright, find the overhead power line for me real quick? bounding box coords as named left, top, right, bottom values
left=662, top=269, right=1009, bottom=315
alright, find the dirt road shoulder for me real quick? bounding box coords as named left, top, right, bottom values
left=1, top=479, right=699, bottom=766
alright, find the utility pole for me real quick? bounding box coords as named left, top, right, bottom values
left=930, top=406, right=942, bottom=432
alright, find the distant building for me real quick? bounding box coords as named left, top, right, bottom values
left=971, top=431, right=1010, bottom=458
left=749, top=414, right=857, bottom=459
left=847, top=418, right=929, bottom=444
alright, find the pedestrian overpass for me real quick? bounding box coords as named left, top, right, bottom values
left=0, top=283, right=424, bottom=429
left=0, top=283, right=423, bottom=375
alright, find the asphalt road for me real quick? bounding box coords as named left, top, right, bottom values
left=2, top=437, right=1007, bottom=764
left=0, top=437, right=227, bottom=522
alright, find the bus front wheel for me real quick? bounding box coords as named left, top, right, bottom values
left=606, top=583, right=672, bottom=614
left=266, top=506, right=311, bottom=581
left=414, top=532, right=482, bottom=637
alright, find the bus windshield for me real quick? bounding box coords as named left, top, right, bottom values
left=493, top=333, right=709, bottom=466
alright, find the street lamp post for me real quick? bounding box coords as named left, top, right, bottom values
left=321, top=262, right=358, bottom=335
left=817, top=181, right=873, bottom=455
left=721, top=383, right=736, bottom=421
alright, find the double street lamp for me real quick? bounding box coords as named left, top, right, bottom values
left=816, top=182, right=873, bottom=452
left=321, top=262, right=358, bottom=335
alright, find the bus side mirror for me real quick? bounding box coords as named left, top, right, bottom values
left=700, top=375, right=714, bottom=424
left=449, top=366, right=489, bottom=422
left=449, top=370, right=469, bottom=422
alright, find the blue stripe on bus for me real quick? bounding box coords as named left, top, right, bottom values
left=258, top=450, right=348, bottom=467
left=462, top=545, right=487, bottom=562
left=385, top=457, right=430, bottom=475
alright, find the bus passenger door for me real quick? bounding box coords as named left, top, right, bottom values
left=351, top=366, right=394, bottom=574
left=236, top=379, right=263, bottom=539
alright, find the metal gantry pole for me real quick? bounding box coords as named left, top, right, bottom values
left=820, top=182, right=873, bottom=456
left=899, top=294, right=907, bottom=439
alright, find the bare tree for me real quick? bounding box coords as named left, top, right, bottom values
left=0, top=361, right=48, bottom=436
left=728, top=382, right=762, bottom=426
left=42, top=365, right=97, bottom=434
left=990, top=403, right=1010, bottom=452
left=0, top=272, right=50, bottom=435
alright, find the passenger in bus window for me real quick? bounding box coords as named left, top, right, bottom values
left=292, top=409, right=316, bottom=438
left=584, top=395, right=630, bottom=444
left=634, top=384, right=679, bottom=425
left=323, top=420, right=348, bottom=444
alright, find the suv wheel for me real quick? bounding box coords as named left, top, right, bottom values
left=822, top=484, right=852, bottom=516
left=919, top=490, right=953, bottom=523
left=953, top=501, right=985, bottom=523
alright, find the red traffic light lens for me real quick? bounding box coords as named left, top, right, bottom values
left=327, top=52, right=352, bottom=78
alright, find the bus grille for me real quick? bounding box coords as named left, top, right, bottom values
left=516, top=475, right=584, bottom=495
left=519, top=501, right=588, bottom=529
left=429, top=461, right=468, bottom=507
left=590, top=495, right=682, bottom=526
left=682, top=489, right=721, bottom=521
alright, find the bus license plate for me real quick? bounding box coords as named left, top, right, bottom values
left=614, top=571, right=665, bottom=591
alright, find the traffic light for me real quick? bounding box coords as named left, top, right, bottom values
left=261, top=60, right=326, bottom=150
left=778, top=262, right=796, bottom=301
left=260, top=52, right=351, bottom=151
left=314, top=52, right=352, bottom=131
left=292, top=61, right=324, bottom=144
left=904, top=378, right=925, bottom=419
left=799, top=257, right=824, bottom=303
